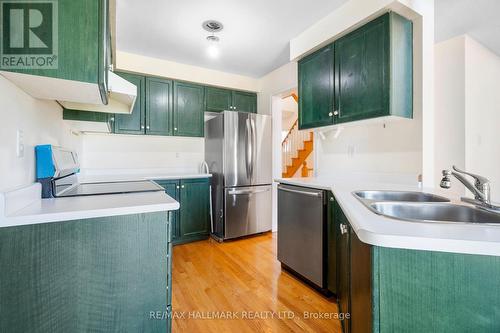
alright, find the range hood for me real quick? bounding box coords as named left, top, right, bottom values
left=59, top=71, right=137, bottom=114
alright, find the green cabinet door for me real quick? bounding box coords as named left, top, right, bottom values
left=298, top=45, right=334, bottom=129
left=334, top=13, right=390, bottom=124
left=179, top=179, right=210, bottom=241
left=160, top=180, right=181, bottom=243
left=232, top=91, right=257, bottom=113
left=205, top=86, right=232, bottom=112
left=0, top=0, right=107, bottom=85
left=174, top=81, right=204, bottom=137
left=336, top=204, right=351, bottom=333
left=146, top=77, right=173, bottom=136
left=327, top=192, right=337, bottom=294
left=114, top=72, right=146, bottom=134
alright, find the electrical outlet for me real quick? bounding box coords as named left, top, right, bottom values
left=16, top=129, right=24, bottom=158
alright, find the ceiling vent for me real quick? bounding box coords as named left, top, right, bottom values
left=202, top=20, right=224, bottom=33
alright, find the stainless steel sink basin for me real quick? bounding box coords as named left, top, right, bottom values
left=354, top=190, right=450, bottom=203
left=369, top=202, right=500, bottom=224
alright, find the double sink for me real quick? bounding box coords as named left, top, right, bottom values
left=354, top=190, right=500, bottom=224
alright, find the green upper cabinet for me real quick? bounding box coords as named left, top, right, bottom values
left=204, top=87, right=257, bottom=113
left=146, top=77, right=173, bottom=136
left=298, top=12, right=413, bottom=129
left=179, top=178, right=210, bottom=241
left=335, top=12, right=412, bottom=124
left=174, top=82, right=204, bottom=137
left=114, top=72, right=146, bottom=135
left=298, top=45, right=335, bottom=129
left=205, top=87, right=232, bottom=112
left=232, top=91, right=257, bottom=113
left=0, top=0, right=110, bottom=105
left=62, top=109, right=114, bottom=130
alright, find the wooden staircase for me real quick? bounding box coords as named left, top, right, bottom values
left=282, top=120, right=314, bottom=178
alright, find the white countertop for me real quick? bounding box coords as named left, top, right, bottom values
left=79, top=172, right=212, bottom=183
left=3, top=191, right=179, bottom=228
left=0, top=171, right=212, bottom=228
left=275, top=176, right=500, bottom=256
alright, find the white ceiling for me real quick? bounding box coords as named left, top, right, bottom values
left=117, top=0, right=500, bottom=79
left=435, top=0, right=500, bottom=55
left=116, top=0, right=348, bottom=78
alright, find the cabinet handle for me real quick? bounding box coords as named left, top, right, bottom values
left=339, top=223, right=348, bottom=235
left=181, top=185, right=185, bottom=189
left=110, top=117, right=115, bottom=122
left=174, top=127, right=178, bottom=131
left=176, top=186, right=180, bottom=189
left=333, top=111, right=339, bottom=116
left=328, top=112, right=333, bottom=117
left=141, top=125, right=145, bottom=129
left=146, top=126, right=150, bottom=130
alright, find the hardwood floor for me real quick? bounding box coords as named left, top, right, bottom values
left=172, top=232, right=342, bottom=333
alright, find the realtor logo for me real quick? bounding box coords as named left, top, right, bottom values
left=1, top=0, right=58, bottom=69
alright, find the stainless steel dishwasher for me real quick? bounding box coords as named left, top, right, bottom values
left=277, top=184, right=326, bottom=289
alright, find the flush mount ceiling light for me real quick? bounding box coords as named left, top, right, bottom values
left=203, top=20, right=223, bottom=59
left=202, top=20, right=224, bottom=33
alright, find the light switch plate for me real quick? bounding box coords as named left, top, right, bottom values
left=16, top=129, right=24, bottom=158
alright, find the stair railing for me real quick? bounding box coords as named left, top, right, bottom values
left=282, top=120, right=310, bottom=174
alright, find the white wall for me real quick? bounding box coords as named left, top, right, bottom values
left=315, top=118, right=422, bottom=178
left=116, top=51, right=259, bottom=92
left=435, top=35, right=500, bottom=201
left=79, top=133, right=204, bottom=174
left=0, top=75, right=81, bottom=192
left=464, top=37, right=500, bottom=201
left=258, top=62, right=298, bottom=115
left=434, top=36, right=466, bottom=196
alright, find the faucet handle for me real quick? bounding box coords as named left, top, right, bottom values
left=452, top=166, right=489, bottom=186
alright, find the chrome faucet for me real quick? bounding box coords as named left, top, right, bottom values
left=440, top=166, right=498, bottom=211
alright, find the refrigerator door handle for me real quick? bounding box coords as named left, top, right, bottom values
left=227, top=187, right=271, bottom=195
left=245, top=118, right=252, bottom=180
left=250, top=118, right=257, bottom=181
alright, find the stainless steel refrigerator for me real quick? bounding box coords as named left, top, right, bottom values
left=205, top=111, right=272, bottom=240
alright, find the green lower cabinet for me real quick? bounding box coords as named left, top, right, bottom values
left=232, top=91, right=257, bottom=113
left=373, top=248, right=500, bottom=333
left=0, top=212, right=172, bottom=333
left=114, top=72, right=146, bottom=134
left=157, top=178, right=210, bottom=245
left=146, top=77, right=173, bottom=136
left=327, top=192, right=337, bottom=294
left=334, top=201, right=500, bottom=333
left=205, top=86, right=232, bottom=112
left=160, top=180, right=181, bottom=243
left=174, top=81, right=204, bottom=137
left=179, top=178, right=210, bottom=242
